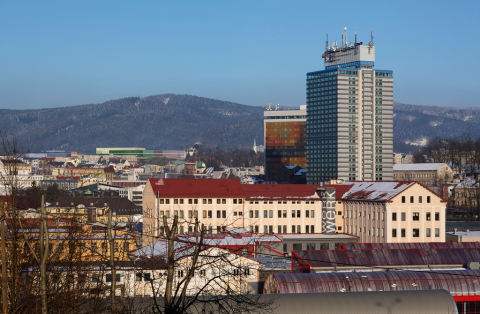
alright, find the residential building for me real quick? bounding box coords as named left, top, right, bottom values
left=306, top=29, right=393, bottom=183
left=45, top=196, right=142, bottom=224
left=393, top=153, right=413, bottom=164
left=119, top=184, right=146, bottom=207
left=264, top=105, right=307, bottom=183
left=393, top=163, right=454, bottom=187
left=130, top=243, right=260, bottom=296
left=40, top=179, right=78, bottom=191
left=452, top=178, right=479, bottom=207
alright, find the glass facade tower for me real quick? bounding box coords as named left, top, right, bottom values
left=264, top=106, right=307, bottom=182
left=306, top=30, right=393, bottom=184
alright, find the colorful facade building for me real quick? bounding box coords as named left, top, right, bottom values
left=264, top=105, right=307, bottom=183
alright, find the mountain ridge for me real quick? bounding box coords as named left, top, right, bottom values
left=0, top=94, right=478, bottom=154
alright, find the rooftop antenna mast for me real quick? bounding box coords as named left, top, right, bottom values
left=343, top=27, right=347, bottom=47
left=325, top=34, right=329, bottom=51
left=355, top=27, right=358, bottom=44
left=368, top=28, right=374, bottom=53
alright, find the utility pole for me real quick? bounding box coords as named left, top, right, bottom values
left=40, top=195, right=49, bottom=314
left=1, top=199, right=7, bottom=314
left=107, top=207, right=116, bottom=313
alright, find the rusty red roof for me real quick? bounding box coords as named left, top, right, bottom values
left=148, top=178, right=245, bottom=198
left=341, top=181, right=415, bottom=202
left=318, top=184, right=354, bottom=201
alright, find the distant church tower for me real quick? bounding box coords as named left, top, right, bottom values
left=253, top=138, right=257, bottom=153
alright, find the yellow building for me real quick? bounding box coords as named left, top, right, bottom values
left=46, top=196, right=142, bottom=224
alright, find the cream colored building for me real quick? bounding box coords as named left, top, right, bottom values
left=393, top=163, right=454, bottom=187
left=143, top=179, right=447, bottom=245
left=142, top=179, right=321, bottom=245
left=393, top=153, right=413, bottom=164
left=342, top=181, right=446, bottom=243
left=128, top=245, right=259, bottom=297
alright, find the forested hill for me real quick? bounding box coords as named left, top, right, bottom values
left=0, top=94, right=478, bottom=154
left=393, top=102, right=480, bottom=153
left=0, top=94, right=264, bottom=153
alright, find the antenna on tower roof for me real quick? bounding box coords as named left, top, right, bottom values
left=368, top=28, right=374, bottom=53
left=355, top=27, right=358, bottom=44
left=343, top=27, right=347, bottom=47
left=325, top=34, right=329, bottom=51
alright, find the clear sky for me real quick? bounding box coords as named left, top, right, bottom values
left=1, top=0, right=479, bottom=110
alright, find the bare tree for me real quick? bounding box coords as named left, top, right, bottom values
left=131, top=211, right=274, bottom=314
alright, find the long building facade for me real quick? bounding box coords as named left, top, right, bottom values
left=306, top=29, right=393, bottom=184
left=142, top=179, right=446, bottom=245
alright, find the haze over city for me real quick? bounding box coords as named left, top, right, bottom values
left=1, top=0, right=479, bottom=110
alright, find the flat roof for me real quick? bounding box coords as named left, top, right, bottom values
left=446, top=231, right=480, bottom=237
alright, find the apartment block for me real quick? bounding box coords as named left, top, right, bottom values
left=307, top=29, right=393, bottom=183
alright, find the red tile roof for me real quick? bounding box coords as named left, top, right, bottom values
left=148, top=178, right=245, bottom=198
left=241, top=184, right=321, bottom=200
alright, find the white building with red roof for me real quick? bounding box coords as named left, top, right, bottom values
left=142, top=178, right=446, bottom=245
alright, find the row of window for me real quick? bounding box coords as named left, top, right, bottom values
left=97, top=268, right=252, bottom=283
left=401, top=196, right=431, bottom=203
left=249, top=210, right=316, bottom=219
left=28, top=241, right=130, bottom=255
left=249, top=200, right=316, bottom=205
left=392, top=212, right=440, bottom=221
left=249, top=225, right=315, bottom=234
left=392, top=228, right=440, bottom=238
left=288, top=242, right=334, bottom=251
left=159, top=198, right=243, bottom=205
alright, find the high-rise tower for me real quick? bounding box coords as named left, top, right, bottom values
left=306, top=28, right=393, bottom=184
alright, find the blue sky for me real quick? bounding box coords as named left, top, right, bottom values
left=1, top=1, right=479, bottom=110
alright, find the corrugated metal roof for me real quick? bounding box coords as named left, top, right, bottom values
left=393, top=163, right=446, bottom=171
left=264, top=269, right=478, bottom=299
left=292, top=243, right=480, bottom=269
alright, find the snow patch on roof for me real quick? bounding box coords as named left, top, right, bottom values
left=342, top=181, right=415, bottom=202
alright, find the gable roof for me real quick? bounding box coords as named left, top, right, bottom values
left=241, top=184, right=320, bottom=200
left=341, top=181, right=415, bottom=202
left=148, top=178, right=245, bottom=198
left=393, top=163, right=447, bottom=171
